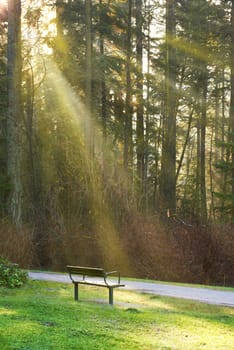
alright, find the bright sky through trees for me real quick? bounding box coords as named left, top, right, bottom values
left=0, top=0, right=7, bottom=17
left=21, top=0, right=56, bottom=55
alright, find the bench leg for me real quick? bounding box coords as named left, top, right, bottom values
left=108, top=287, right=114, bottom=305
left=74, top=283, right=79, bottom=301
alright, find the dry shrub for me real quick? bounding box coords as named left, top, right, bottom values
left=121, top=214, right=234, bottom=286
left=210, top=224, right=234, bottom=286
left=0, top=219, right=34, bottom=268
left=43, top=212, right=234, bottom=286
left=35, top=220, right=106, bottom=272
left=121, top=214, right=189, bottom=281
left=41, top=228, right=99, bottom=271
left=168, top=222, right=234, bottom=286
left=2, top=209, right=233, bottom=287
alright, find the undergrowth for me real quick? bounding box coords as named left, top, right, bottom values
left=0, top=216, right=234, bottom=286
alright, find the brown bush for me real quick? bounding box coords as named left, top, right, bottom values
left=121, top=214, right=234, bottom=286
left=0, top=219, right=34, bottom=268
left=0, top=212, right=233, bottom=287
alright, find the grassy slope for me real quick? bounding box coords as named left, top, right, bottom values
left=0, top=280, right=234, bottom=350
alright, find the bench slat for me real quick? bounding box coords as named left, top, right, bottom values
left=73, top=280, right=125, bottom=288
left=67, top=265, right=105, bottom=278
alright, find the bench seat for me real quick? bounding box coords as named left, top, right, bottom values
left=66, top=265, right=125, bottom=305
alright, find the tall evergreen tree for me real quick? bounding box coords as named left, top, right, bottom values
left=136, top=0, right=145, bottom=191
left=159, top=0, right=177, bottom=215
left=230, top=0, right=234, bottom=221
left=0, top=4, right=8, bottom=216
left=124, top=0, right=133, bottom=170
left=7, top=0, right=23, bottom=225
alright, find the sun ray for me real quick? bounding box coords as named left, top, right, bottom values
left=167, top=34, right=225, bottom=67
left=33, top=56, right=133, bottom=273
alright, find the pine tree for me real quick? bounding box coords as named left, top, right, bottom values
left=7, top=0, right=23, bottom=225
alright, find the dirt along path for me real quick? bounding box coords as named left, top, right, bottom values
left=28, top=271, right=234, bottom=307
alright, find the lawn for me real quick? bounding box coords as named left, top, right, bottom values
left=0, top=280, right=234, bottom=350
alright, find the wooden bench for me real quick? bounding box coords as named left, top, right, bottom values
left=66, top=265, right=125, bottom=305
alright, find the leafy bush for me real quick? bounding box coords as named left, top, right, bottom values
left=0, top=256, right=28, bottom=288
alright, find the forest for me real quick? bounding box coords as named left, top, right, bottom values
left=0, top=0, right=234, bottom=286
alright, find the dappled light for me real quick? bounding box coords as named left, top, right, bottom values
left=0, top=307, right=17, bottom=316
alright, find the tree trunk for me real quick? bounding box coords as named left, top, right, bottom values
left=200, top=68, right=208, bottom=223
left=136, top=0, right=144, bottom=191
left=144, top=1, right=152, bottom=212
left=220, top=68, right=227, bottom=220
left=159, top=0, right=177, bottom=215
left=176, top=106, right=194, bottom=182
left=124, top=0, right=133, bottom=170
left=99, top=0, right=107, bottom=139
left=0, top=12, right=8, bottom=216
left=85, top=0, right=93, bottom=156
left=195, top=119, right=201, bottom=218
left=7, top=0, right=23, bottom=225
left=230, top=0, right=234, bottom=221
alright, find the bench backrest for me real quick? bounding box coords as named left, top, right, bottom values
left=66, top=265, right=106, bottom=278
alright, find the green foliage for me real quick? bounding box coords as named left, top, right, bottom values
left=0, top=256, right=28, bottom=288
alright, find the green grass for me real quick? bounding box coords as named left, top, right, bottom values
left=0, top=280, right=234, bottom=350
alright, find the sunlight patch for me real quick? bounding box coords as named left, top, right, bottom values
left=0, top=307, right=17, bottom=316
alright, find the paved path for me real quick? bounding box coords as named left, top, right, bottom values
left=28, top=271, right=234, bottom=308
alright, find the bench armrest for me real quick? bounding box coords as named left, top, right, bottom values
left=68, top=272, right=86, bottom=283
left=105, top=271, right=121, bottom=285
left=68, top=272, right=74, bottom=282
